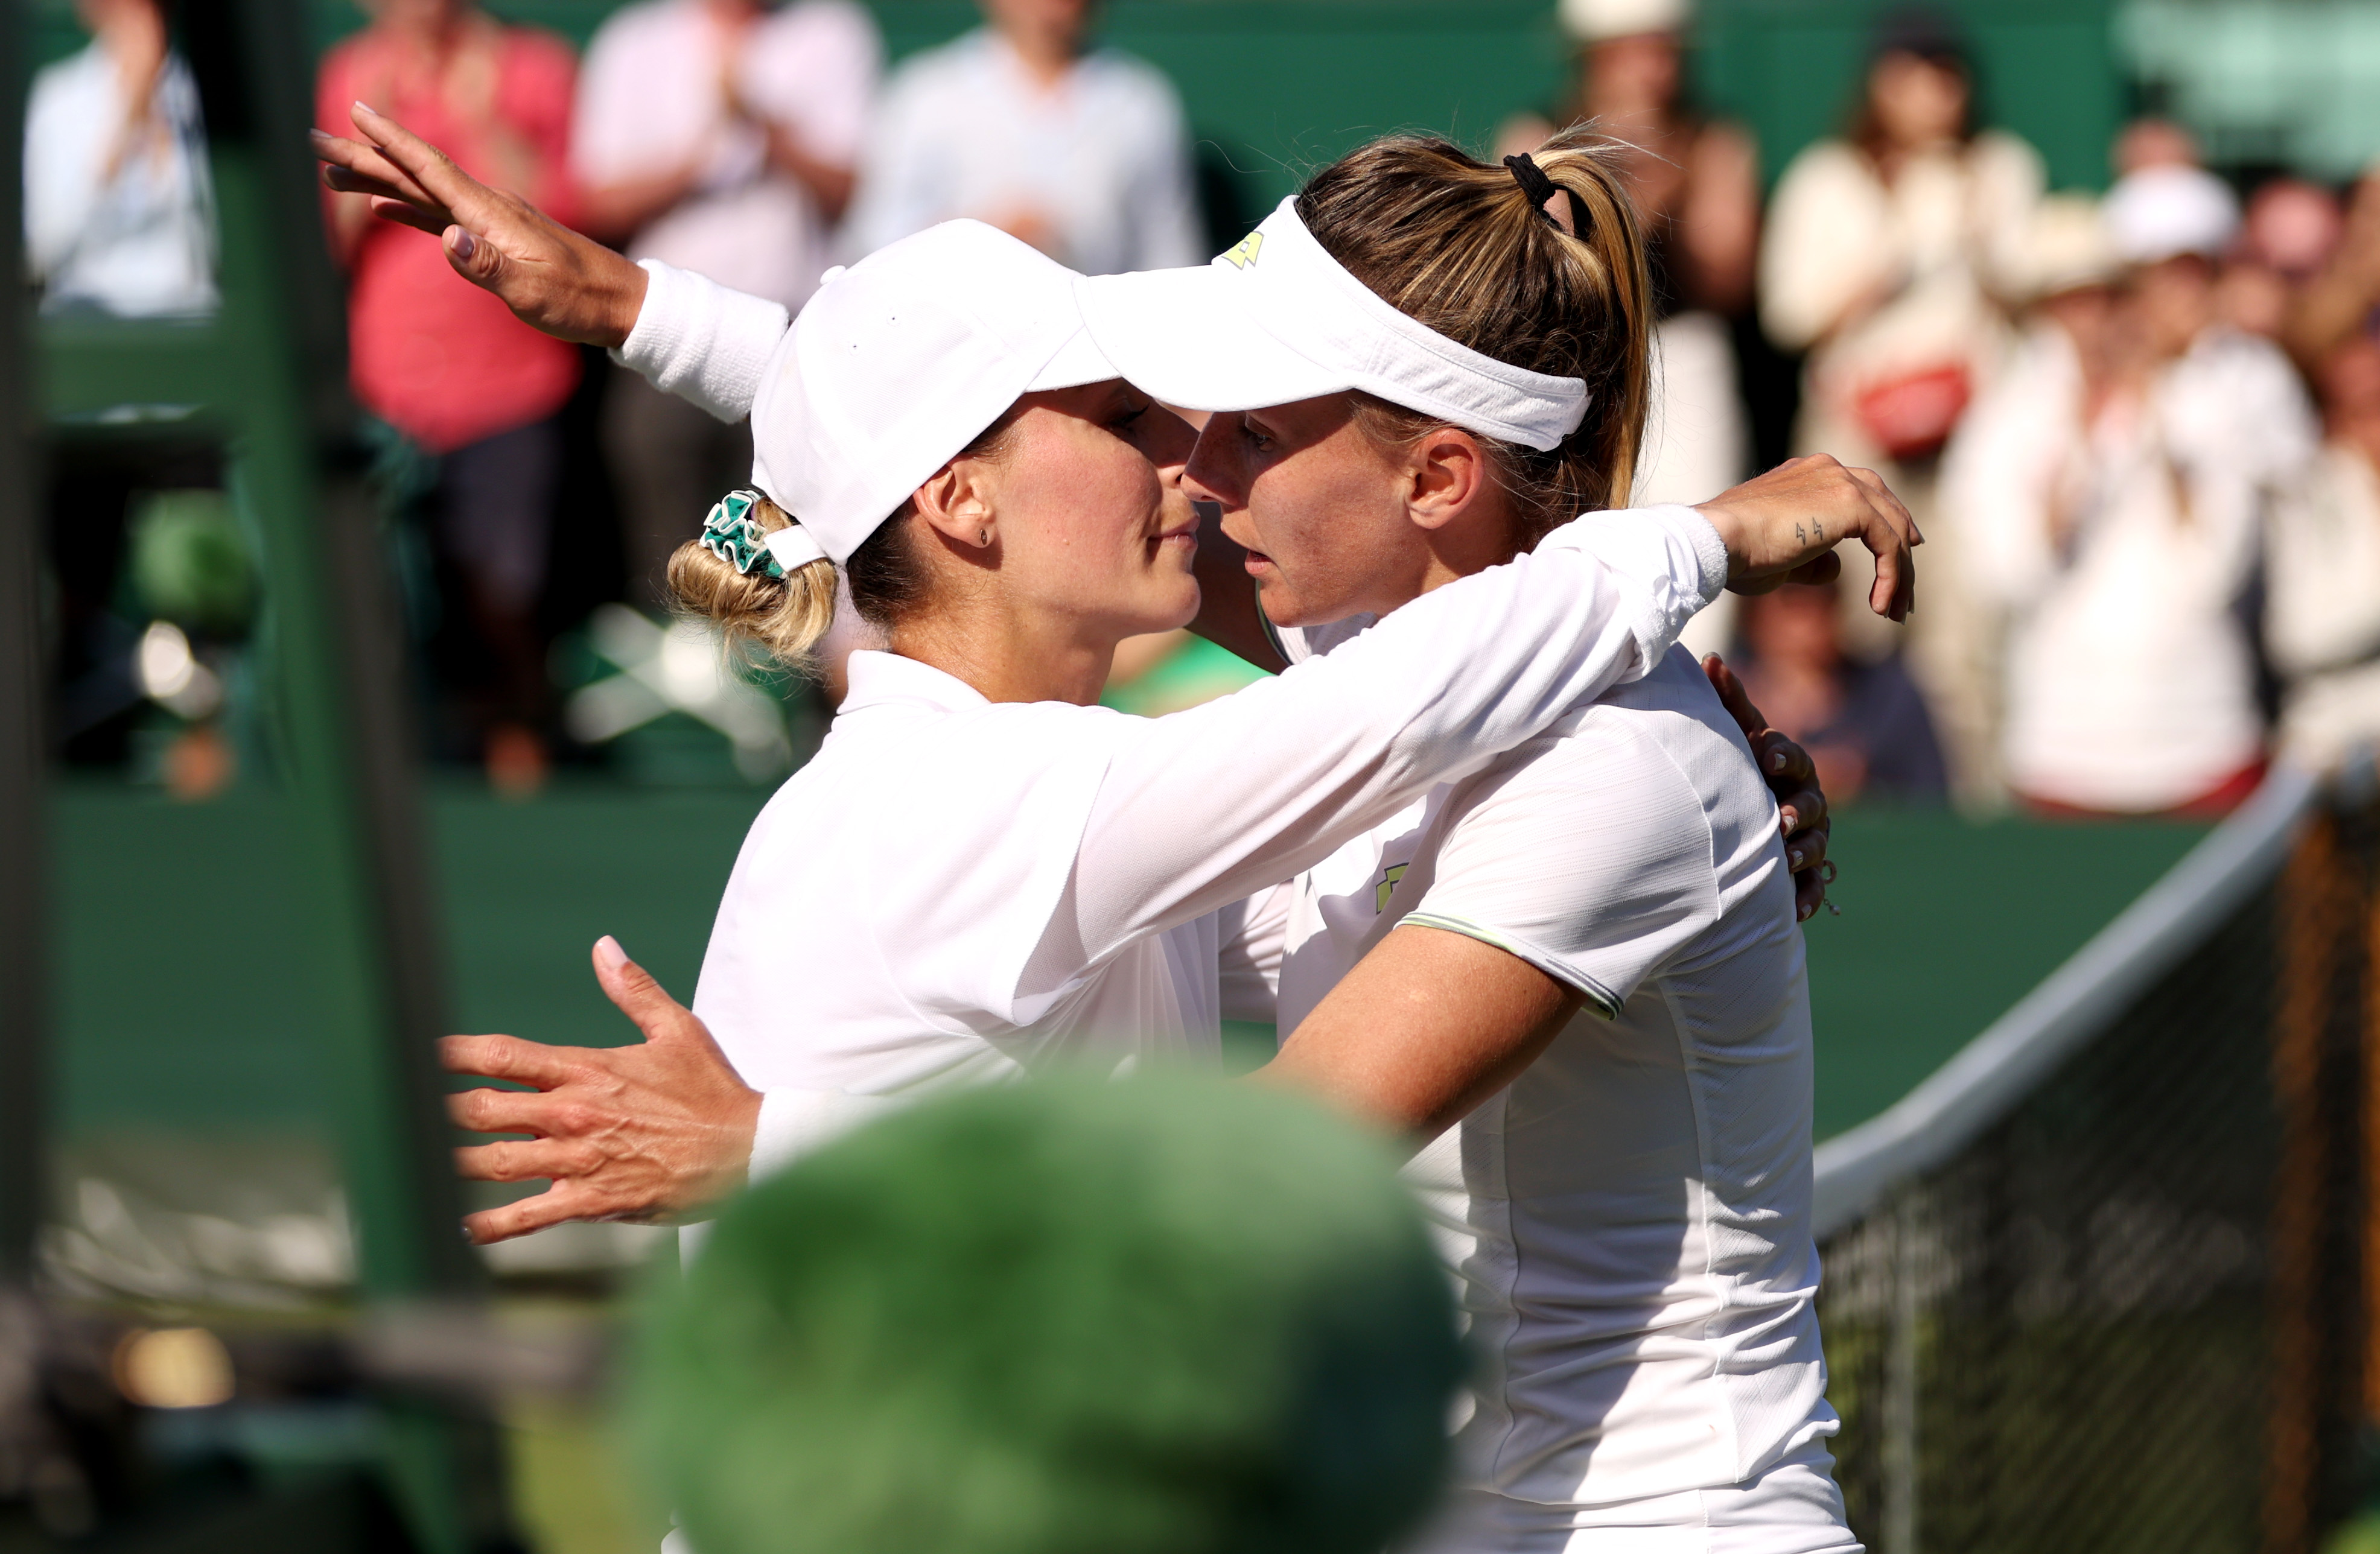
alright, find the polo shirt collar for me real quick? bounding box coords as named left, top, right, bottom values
left=838, top=649, right=991, bottom=718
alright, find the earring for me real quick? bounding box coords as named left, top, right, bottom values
left=978, top=527, right=989, bottom=547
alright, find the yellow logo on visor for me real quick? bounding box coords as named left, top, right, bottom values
left=1221, top=231, right=1264, bottom=270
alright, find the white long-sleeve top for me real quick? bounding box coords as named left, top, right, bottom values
left=695, top=508, right=1724, bottom=1110
left=1949, top=322, right=2315, bottom=810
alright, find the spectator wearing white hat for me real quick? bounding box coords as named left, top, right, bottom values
left=843, top=0, right=1202, bottom=279
left=1759, top=7, right=2043, bottom=809
left=1956, top=163, right=2317, bottom=816
left=1497, top=0, right=1759, bottom=662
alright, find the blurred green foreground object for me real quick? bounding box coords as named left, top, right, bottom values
left=634, top=1076, right=1462, bottom=1554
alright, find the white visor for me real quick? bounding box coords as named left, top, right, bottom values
left=1075, top=197, right=1590, bottom=452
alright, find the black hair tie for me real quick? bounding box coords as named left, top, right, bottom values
left=1503, top=152, right=1588, bottom=239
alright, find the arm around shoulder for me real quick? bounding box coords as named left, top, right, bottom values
left=1057, top=505, right=1722, bottom=959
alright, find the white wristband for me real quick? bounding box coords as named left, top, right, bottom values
left=611, top=258, right=792, bottom=424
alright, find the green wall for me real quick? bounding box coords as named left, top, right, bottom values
left=50, top=788, right=2200, bottom=1143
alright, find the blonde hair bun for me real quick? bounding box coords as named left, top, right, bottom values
left=667, top=493, right=839, bottom=670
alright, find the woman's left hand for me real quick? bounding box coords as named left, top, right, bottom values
left=439, top=937, right=761, bottom=1243
left=1704, top=654, right=1833, bottom=921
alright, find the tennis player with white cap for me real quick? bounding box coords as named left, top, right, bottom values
left=319, top=109, right=1905, bottom=1553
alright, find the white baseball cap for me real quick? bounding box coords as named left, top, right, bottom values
left=748, top=221, right=1117, bottom=570
left=1075, top=197, right=1591, bottom=453
left=2103, top=164, right=2240, bottom=267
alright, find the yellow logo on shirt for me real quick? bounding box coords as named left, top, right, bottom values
left=1221, top=231, right=1265, bottom=269
left=1376, top=863, right=1409, bottom=913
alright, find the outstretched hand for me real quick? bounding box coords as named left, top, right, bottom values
left=313, top=102, right=647, bottom=348
left=1694, top=454, right=1922, bottom=622
left=441, top=936, right=761, bottom=1245
left=1704, top=653, right=1833, bottom=922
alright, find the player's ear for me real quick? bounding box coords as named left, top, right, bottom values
left=913, top=460, right=999, bottom=552
left=1404, top=426, right=1491, bottom=533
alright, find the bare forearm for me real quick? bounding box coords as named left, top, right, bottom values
left=1256, top=925, right=1578, bottom=1143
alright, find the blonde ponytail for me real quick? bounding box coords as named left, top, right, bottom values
left=1294, top=123, right=1654, bottom=543
left=666, top=494, right=840, bottom=671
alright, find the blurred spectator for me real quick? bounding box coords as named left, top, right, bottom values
left=1760, top=6, right=2041, bottom=809
left=1731, top=580, right=1947, bottom=804
left=1955, top=165, right=2317, bottom=817
left=24, top=0, right=215, bottom=319
left=573, top=0, right=879, bottom=609
left=844, top=0, right=1203, bottom=276
left=319, top=0, right=582, bottom=791
left=2266, top=337, right=2380, bottom=769
left=1498, top=0, right=1758, bottom=659
left=2220, top=178, right=2342, bottom=340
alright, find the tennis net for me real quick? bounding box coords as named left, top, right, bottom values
left=1811, top=766, right=2376, bottom=1554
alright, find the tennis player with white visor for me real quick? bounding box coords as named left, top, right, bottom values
left=1061, top=139, right=1865, bottom=1553
left=317, top=109, right=1909, bottom=1554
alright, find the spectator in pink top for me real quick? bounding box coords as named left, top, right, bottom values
left=319, top=0, right=580, bottom=791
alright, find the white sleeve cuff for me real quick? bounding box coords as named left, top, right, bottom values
left=609, top=258, right=792, bottom=423
left=1678, top=509, right=1731, bottom=607
left=1540, top=504, right=1727, bottom=677
left=749, top=1087, right=903, bottom=1181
